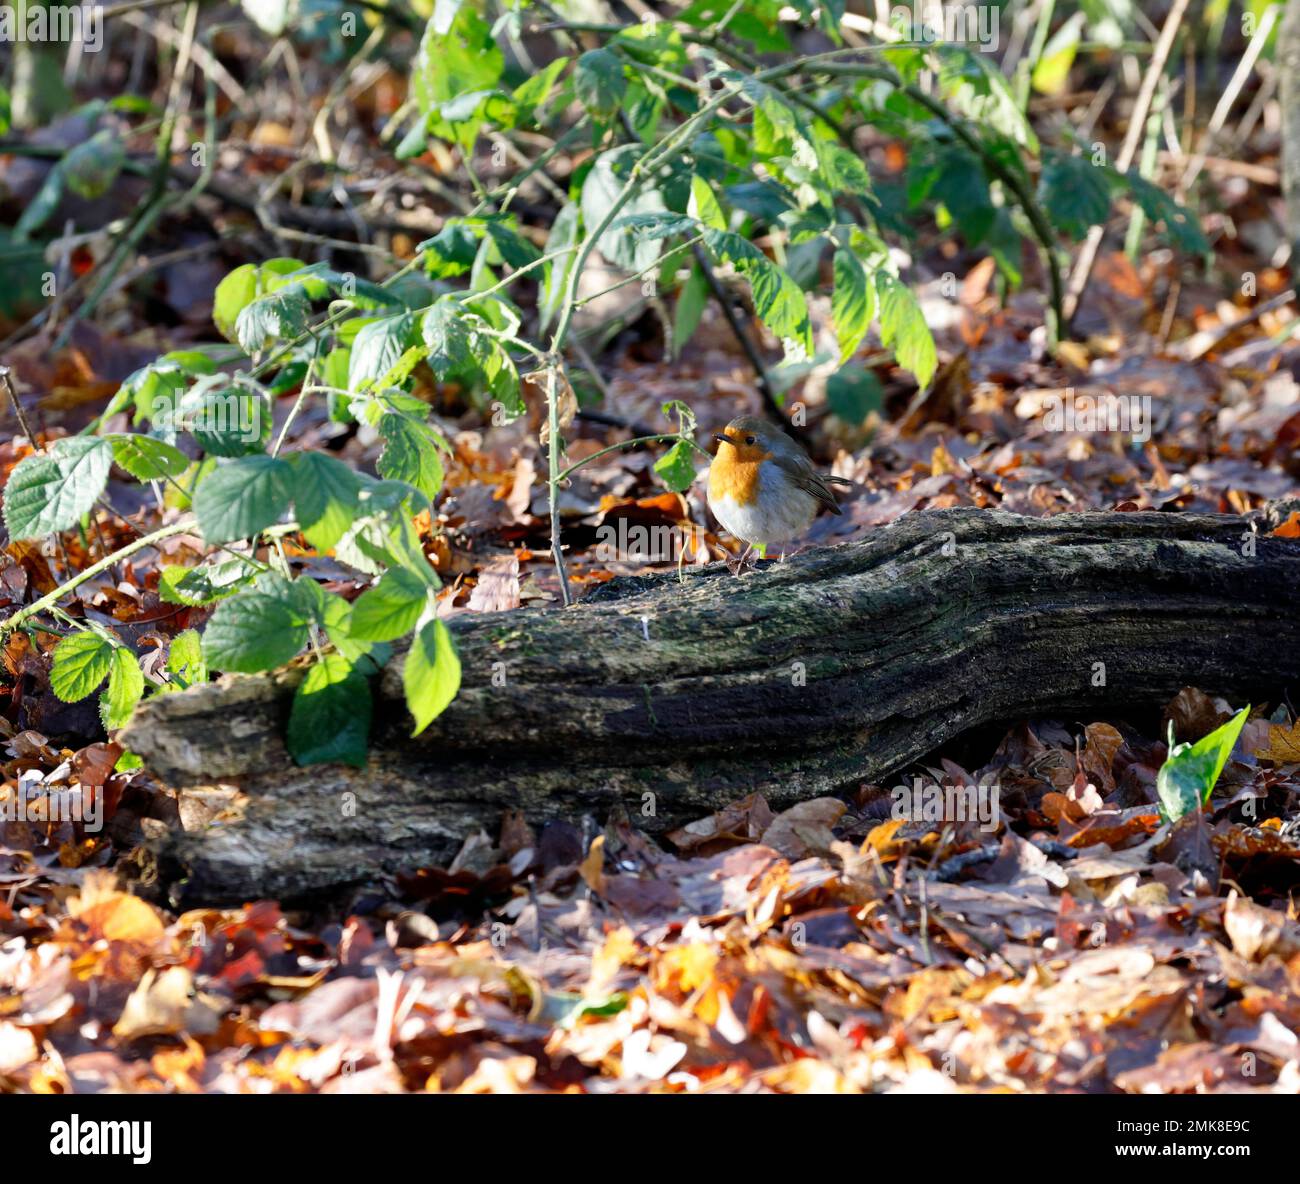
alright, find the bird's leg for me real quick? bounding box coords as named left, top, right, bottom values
left=725, top=542, right=753, bottom=576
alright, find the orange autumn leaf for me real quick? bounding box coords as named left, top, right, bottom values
left=1258, top=719, right=1300, bottom=764
left=1272, top=511, right=1300, bottom=539
left=862, top=817, right=906, bottom=861
left=67, top=870, right=167, bottom=948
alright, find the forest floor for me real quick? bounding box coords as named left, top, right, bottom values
left=3, top=19, right=1300, bottom=1093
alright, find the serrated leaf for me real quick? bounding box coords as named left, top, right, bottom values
left=349, top=568, right=431, bottom=642
left=575, top=48, right=627, bottom=121
left=404, top=617, right=461, bottom=736
left=234, top=283, right=311, bottom=353
left=412, top=4, right=503, bottom=120
left=290, top=451, right=362, bottom=552
left=818, top=143, right=873, bottom=196
left=110, top=434, right=189, bottom=481
left=420, top=223, right=479, bottom=280
left=1156, top=706, right=1251, bottom=822
left=2, top=436, right=114, bottom=541
left=420, top=299, right=478, bottom=382
left=187, top=387, right=269, bottom=457
left=213, top=259, right=305, bottom=343
left=582, top=145, right=667, bottom=274
left=192, top=455, right=293, bottom=543
left=1122, top=171, right=1209, bottom=255
left=875, top=272, right=936, bottom=388
left=100, top=646, right=144, bottom=730
left=165, top=629, right=206, bottom=690
left=702, top=228, right=812, bottom=359
left=287, top=653, right=371, bottom=768
left=348, top=312, right=419, bottom=393
left=202, top=591, right=309, bottom=674
left=377, top=414, right=445, bottom=500
left=49, top=632, right=115, bottom=702
left=159, top=559, right=256, bottom=606
left=831, top=248, right=874, bottom=366
left=1039, top=153, right=1111, bottom=239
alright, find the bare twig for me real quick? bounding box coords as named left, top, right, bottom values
left=0, top=367, right=39, bottom=447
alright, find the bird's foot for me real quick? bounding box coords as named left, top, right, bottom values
left=725, top=543, right=756, bottom=576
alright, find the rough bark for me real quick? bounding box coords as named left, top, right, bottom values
left=120, top=508, right=1300, bottom=905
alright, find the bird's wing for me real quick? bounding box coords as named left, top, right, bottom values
left=770, top=452, right=844, bottom=515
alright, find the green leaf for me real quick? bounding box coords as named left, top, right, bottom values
left=159, top=558, right=256, bottom=606
left=166, top=629, right=207, bottom=690
left=653, top=440, right=698, bottom=494
left=1039, top=154, right=1111, bottom=240
left=234, top=283, right=311, bottom=353
left=420, top=299, right=477, bottom=382
left=1156, top=706, right=1251, bottom=822
left=512, top=57, right=567, bottom=118
left=287, top=653, right=371, bottom=768
left=831, top=248, right=874, bottom=366
left=412, top=5, right=503, bottom=118
left=100, top=646, right=144, bottom=730
left=404, top=617, right=461, bottom=736
left=192, top=455, right=293, bottom=543
left=290, top=451, right=362, bottom=552
left=702, top=228, right=812, bottom=359
left=202, top=591, right=310, bottom=674
left=875, top=272, right=936, bottom=388
left=582, top=145, right=667, bottom=274
left=14, top=164, right=64, bottom=241
left=49, top=632, right=115, bottom=702
left=575, top=48, right=627, bottom=122
left=2, top=436, right=114, bottom=541
left=186, top=387, right=269, bottom=457
left=110, top=434, right=190, bottom=481
left=1031, top=12, right=1083, bottom=97
left=348, top=312, right=419, bottom=393
left=420, top=223, right=479, bottom=280
left=349, top=567, right=431, bottom=642
left=377, top=414, right=445, bottom=500
left=688, top=174, right=726, bottom=231
left=213, top=259, right=304, bottom=343
left=817, top=143, right=873, bottom=197
left=1121, top=172, right=1210, bottom=255
left=673, top=264, right=709, bottom=358
left=63, top=130, right=125, bottom=199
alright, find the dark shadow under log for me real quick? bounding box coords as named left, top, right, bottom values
left=119, top=508, right=1300, bottom=904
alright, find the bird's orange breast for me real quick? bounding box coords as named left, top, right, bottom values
left=709, top=448, right=765, bottom=506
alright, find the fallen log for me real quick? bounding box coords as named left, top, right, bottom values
left=120, top=507, right=1300, bottom=904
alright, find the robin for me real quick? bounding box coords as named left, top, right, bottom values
left=708, top=415, right=851, bottom=569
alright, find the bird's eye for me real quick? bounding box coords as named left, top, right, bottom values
left=744, top=435, right=756, bottom=445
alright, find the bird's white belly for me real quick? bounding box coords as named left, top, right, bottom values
left=710, top=469, right=817, bottom=546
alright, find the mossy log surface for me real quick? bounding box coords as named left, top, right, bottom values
left=120, top=508, right=1300, bottom=904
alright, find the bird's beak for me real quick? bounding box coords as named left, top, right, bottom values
left=713, top=433, right=736, bottom=448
